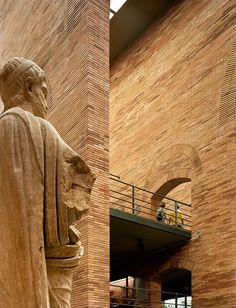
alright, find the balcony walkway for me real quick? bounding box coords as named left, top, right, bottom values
left=110, top=176, right=191, bottom=280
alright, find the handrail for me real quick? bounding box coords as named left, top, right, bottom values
left=110, top=173, right=121, bottom=179
left=110, top=175, right=191, bottom=207
left=110, top=284, right=189, bottom=297
left=110, top=200, right=192, bottom=227
left=109, top=175, right=192, bottom=230
left=110, top=191, right=192, bottom=219
left=110, top=284, right=192, bottom=307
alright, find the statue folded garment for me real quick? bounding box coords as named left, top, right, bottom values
left=0, top=58, right=95, bottom=308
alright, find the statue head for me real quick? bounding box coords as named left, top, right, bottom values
left=0, top=57, right=48, bottom=118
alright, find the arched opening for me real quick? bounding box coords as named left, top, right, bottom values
left=152, top=177, right=191, bottom=205
left=166, top=182, right=191, bottom=205
left=161, top=268, right=192, bottom=307
left=151, top=177, right=192, bottom=230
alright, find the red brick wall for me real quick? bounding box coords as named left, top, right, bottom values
left=0, top=1, right=110, bottom=307
left=110, top=0, right=236, bottom=306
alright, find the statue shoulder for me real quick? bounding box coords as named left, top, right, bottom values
left=40, top=117, right=64, bottom=143
left=0, top=107, right=32, bottom=126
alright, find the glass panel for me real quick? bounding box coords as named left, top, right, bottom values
left=163, top=296, right=192, bottom=307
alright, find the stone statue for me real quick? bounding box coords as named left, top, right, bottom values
left=0, top=57, right=95, bottom=308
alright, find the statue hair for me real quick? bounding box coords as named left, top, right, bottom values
left=0, top=57, right=45, bottom=110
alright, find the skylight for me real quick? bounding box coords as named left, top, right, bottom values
left=110, top=0, right=127, bottom=19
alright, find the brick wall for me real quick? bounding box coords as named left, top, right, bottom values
left=0, top=1, right=109, bottom=307
left=110, top=0, right=236, bottom=306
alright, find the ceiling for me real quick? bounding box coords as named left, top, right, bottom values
left=110, top=0, right=175, bottom=63
left=110, top=208, right=191, bottom=281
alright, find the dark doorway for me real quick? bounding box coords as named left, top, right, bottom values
left=161, top=268, right=191, bottom=306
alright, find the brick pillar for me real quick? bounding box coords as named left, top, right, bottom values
left=0, top=0, right=109, bottom=306
left=146, top=278, right=162, bottom=308
left=67, top=1, right=110, bottom=307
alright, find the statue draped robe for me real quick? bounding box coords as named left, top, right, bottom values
left=0, top=107, right=94, bottom=308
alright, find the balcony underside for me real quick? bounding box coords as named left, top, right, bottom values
left=110, top=208, right=191, bottom=281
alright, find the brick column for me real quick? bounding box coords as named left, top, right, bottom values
left=66, top=1, right=110, bottom=307
left=146, top=278, right=162, bottom=308
left=0, top=0, right=109, bottom=307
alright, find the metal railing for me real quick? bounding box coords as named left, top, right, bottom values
left=110, top=175, right=191, bottom=231
left=110, top=284, right=192, bottom=308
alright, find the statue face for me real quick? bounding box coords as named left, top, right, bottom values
left=31, top=77, right=48, bottom=118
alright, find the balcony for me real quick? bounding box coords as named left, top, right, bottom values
left=110, top=175, right=191, bottom=280
left=110, top=283, right=192, bottom=308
